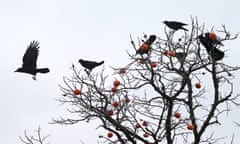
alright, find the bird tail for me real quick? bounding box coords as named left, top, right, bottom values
left=98, top=61, right=104, bottom=65
left=182, top=27, right=188, bottom=31
left=145, top=35, right=157, bottom=45
left=212, top=49, right=224, bottom=61
left=37, top=68, right=50, bottom=73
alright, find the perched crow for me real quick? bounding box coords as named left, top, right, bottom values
left=163, top=21, right=188, bottom=31
left=205, top=32, right=224, bottom=46
left=79, top=59, right=104, bottom=71
left=198, top=34, right=224, bottom=61
left=15, top=41, right=50, bottom=80
left=136, top=35, right=156, bottom=55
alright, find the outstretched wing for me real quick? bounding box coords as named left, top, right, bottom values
left=22, top=41, right=39, bottom=69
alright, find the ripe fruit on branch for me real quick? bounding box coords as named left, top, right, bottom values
left=111, top=87, right=118, bottom=92
left=124, top=97, right=130, bottom=103
left=142, top=121, right=148, bottom=127
left=73, top=89, right=81, bottom=95
left=107, top=132, right=113, bottom=138
left=195, top=82, right=201, bottom=89
left=143, top=133, right=149, bottom=138
left=209, top=32, right=217, bottom=40
left=135, top=123, right=141, bottom=128
left=167, top=51, right=176, bottom=57
left=108, top=110, right=114, bottom=116
left=174, top=112, right=181, bottom=118
left=112, top=101, right=119, bottom=107
left=150, top=62, right=157, bottom=68
left=187, top=124, right=194, bottom=130
left=113, top=80, right=121, bottom=87
left=140, top=43, right=149, bottom=52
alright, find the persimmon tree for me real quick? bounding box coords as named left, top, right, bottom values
left=20, top=18, right=240, bottom=144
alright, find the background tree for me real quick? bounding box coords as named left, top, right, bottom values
left=21, top=18, right=240, bottom=144
left=19, top=127, right=50, bottom=144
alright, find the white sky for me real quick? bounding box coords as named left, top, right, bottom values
left=0, top=0, right=240, bottom=143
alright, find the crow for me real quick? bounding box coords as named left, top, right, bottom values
left=15, top=41, right=50, bottom=80
left=79, top=59, right=104, bottom=71
left=163, top=21, right=188, bottom=31
left=205, top=32, right=224, bottom=46
left=198, top=34, right=224, bottom=61
left=136, top=35, right=156, bottom=55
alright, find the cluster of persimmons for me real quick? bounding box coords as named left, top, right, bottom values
left=72, top=74, right=202, bottom=139
left=71, top=32, right=219, bottom=140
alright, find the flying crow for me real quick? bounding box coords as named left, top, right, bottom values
left=15, top=41, right=50, bottom=80
left=136, top=35, right=157, bottom=55
left=79, top=59, right=104, bottom=71
left=198, top=34, right=224, bottom=61
left=163, top=21, right=188, bottom=31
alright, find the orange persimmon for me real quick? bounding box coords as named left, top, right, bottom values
left=195, top=82, right=201, bottom=89
left=187, top=124, right=194, bottom=130
left=124, top=97, right=130, bottom=103
left=107, top=132, right=113, bottom=138
left=108, top=110, right=114, bottom=116
left=143, top=133, right=149, bottom=138
left=113, top=80, right=121, bottom=87
left=142, top=121, right=148, bottom=127
left=167, top=51, right=176, bottom=57
left=111, top=87, right=118, bottom=92
left=140, top=43, right=149, bottom=51
left=209, top=32, right=217, bottom=40
left=73, top=89, right=81, bottom=95
left=135, top=123, right=141, bottom=128
left=151, top=63, right=157, bottom=68
left=112, top=101, right=119, bottom=107
left=174, top=112, right=181, bottom=118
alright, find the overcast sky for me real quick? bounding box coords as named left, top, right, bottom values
left=0, top=0, right=240, bottom=143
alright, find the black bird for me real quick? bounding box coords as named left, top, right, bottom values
left=163, top=21, right=188, bottom=31
left=79, top=59, right=104, bottom=71
left=15, top=41, right=50, bottom=80
left=205, top=32, right=224, bottom=46
left=136, top=35, right=157, bottom=55
left=144, top=35, right=157, bottom=45
left=198, top=34, right=224, bottom=61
